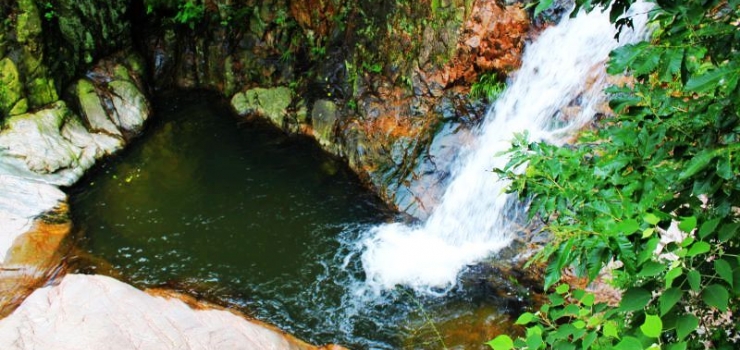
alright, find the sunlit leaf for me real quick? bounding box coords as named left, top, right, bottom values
left=614, top=336, right=642, bottom=350
left=640, top=314, right=663, bottom=338
left=686, top=241, right=710, bottom=257
left=487, top=335, right=514, bottom=350
left=515, top=312, right=535, bottom=325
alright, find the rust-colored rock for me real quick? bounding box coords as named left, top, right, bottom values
left=290, top=0, right=341, bottom=39
left=442, top=0, right=530, bottom=86
left=0, top=205, right=71, bottom=318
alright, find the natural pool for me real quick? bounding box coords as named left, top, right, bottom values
left=68, top=91, right=514, bottom=349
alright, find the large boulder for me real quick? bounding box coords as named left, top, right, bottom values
left=0, top=274, right=339, bottom=350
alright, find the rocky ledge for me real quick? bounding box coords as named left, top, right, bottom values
left=0, top=274, right=340, bottom=350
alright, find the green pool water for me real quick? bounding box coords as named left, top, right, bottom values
left=69, top=91, right=514, bottom=349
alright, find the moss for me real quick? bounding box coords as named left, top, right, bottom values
left=16, top=0, right=42, bottom=45
left=0, top=58, right=24, bottom=117
left=9, top=98, right=29, bottom=116
left=27, top=77, right=59, bottom=107
left=112, top=65, right=132, bottom=82
left=231, top=87, right=293, bottom=127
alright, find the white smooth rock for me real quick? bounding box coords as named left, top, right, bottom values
left=0, top=274, right=311, bottom=350
left=0, top=175, right=65, bottom=262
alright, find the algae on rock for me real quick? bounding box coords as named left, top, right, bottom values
left=231, top=87, right=293, bottom=128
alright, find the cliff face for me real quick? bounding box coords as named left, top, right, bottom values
left=136, top=0, right=530, bottom=218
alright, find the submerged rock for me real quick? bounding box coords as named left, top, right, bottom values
left=0, top=274, right=341, bottom=350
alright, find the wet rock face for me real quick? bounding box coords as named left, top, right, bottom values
left=0, top=274, right=336, bottom=350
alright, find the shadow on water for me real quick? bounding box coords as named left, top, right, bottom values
left=66, top=91, right=521, bottom=349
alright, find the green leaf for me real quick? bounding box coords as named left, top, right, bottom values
left=715, top=259, right=734, bottom=288
left=685, top=67, right=729, bottom=93
left=679, top=150, right=719, bottom=180
left=698, top=218, right=721, bottom=239
left=676, top=315, right=698, bottom=340
left=640, top=314, right=663, bottom=338
left=534, top=0, right=554, bottom=17
left=526, top=333, right=543, bottom=350
left=613, top=219, right=640, bottom=235
left=614, top=336, right=642, bottom=350
left=580, top=293, right=595, bottom=307
left=659, top=288, right=682, bottom=316
left=719, top=223, right=740, bottom=242
left=638, top=261, right=665, bottom=277
left=717, top=155, right=733, bottom=180
left=686, top=241, right=710, bottom=257
left=583, top=331, right=597, bottom=350
left=515, top=312, right=535, bottom=325
left=687, top=270, right=701, bottom=291
left=549, top=293, right=565, bottom=306
left=641, top=227, right=655, bottom=239
left=678, top=216, right=697, bottom=233
left=618, top=287, right=651, bottom=312
left=573, top=320, right=586, bottom=329
left=553, top=341, right=575, bottom=350
left=666, top=342, right=687, bottom=350
left=644, top=213, right=661, bottom=225
left=702, top=284, right=729, bottom=311
left=487, top=335, right=514, bottom=350
left=555, top=284, right=570, bottom=295
left=665, top=267, right=683, bottom=288
left=603, top=321, right=619, bottom=338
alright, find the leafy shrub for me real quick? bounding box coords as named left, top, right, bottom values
left=173, top=0, right=204, bottom=29
left=491, top=0, right=740, bottom=348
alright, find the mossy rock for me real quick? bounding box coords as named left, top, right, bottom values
left=0, top=58, right=24, bottom=117
left=231, top=87, right=293, bottom=127
left=27, top=77, right=59, bottom=107
left=15, top=0, right=42, bottom=45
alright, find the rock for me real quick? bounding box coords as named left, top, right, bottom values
left=311, top=100, right=338, bottom=147
left=0, top=58, right=24, bottom=117
left=108, top=80, right=150, bottom=133
left=0, top=176, right=66, bottom=263
left=0, top=53, right=150, bottom=316
left=231, top=87, right=293, bottom=127
left=15, top=0, right=43, bottom=45
left=75, top=79, right=123, bottom=137
left=0, top=102, right=120, bottom=186
left=0, top=274, right=337, bottom=350
left=0, top=208, right=71, bottom=317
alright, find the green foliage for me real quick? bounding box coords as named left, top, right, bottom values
left=173, top=0, right=204, bottom=29
left=470, top=72, right=506, bottom=101
left=42, top=2, right=55, bottom=21
left=491, top=0, right=740, bottom=349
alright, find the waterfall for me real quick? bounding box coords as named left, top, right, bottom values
left=360, top=3, right=652, bottom=293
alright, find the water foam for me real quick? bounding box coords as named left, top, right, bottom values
left=360, top=3, right=652, bottom=293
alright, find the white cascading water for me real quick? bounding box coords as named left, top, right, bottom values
left=360, top=3, right=652, bottom=293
